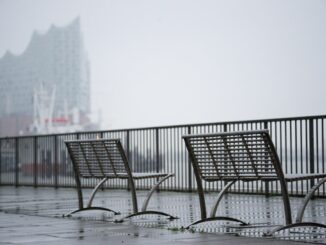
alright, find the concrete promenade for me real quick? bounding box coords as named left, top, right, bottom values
left=0, top=186, right=325, bottom=244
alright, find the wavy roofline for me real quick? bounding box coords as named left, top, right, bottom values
left=0, top=16, right=80, bottom=60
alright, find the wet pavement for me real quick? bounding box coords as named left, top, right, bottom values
left=0, top=186, right=325, bottom=244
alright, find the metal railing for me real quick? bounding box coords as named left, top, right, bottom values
left=0, top=115, right=325, bottom=197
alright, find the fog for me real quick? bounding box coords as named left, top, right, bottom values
left=0, top=0, right=325, bottom=130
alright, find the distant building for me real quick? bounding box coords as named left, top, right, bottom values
left=0, top=17, right=93, bottom=136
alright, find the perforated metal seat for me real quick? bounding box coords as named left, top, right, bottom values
left=183, top=130, right=326, bottom=234
left=65, top=138, right=177, bottom=221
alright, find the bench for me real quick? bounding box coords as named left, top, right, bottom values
left=183, top=130, right=326, bottom=234
left=65, top=138, right=177, bottom=221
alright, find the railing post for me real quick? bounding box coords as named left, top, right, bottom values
left=54, top=136, right=58, bottom=189
left=126, top=130, right=130, bottom=164
left=223, top=123, right=227, bottom=132
left=309, top=119, right=315, bottom=189
left=126, top=130, right=131, bottom=191
left=156, top=128, right=159, bottom=174
left=188, top=126, right=192, bottom=192
left=15, top=138, right=19, bottom=187
left=98, top=132, right=105, bottom=191
left=264, top=121, right=270, bottom=195
left=155, top=128, right=160, bottom=191
left=34, top=137, right=38, bottom=187
left=76, top=133, right=81, bottom=188
left=0, top=139, right=2, bottom=185
left=223, top=124, right=228, bottom=189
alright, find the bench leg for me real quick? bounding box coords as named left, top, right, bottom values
left=186, top=216, right=248, bottom=229
left=65, top=177, right=120, bottom=216
left=141, top=174, right=174, bottom=212
left=186, top=180, right=249, bottom=229
left=264, top=177, right=326, bottom=237
left=86, top=177, right=109, bottom=208
left=209, top=180, right=236, bottom=218
left=67, top=207, right=120, bottom=216
left=264, top=222, right=326, bottom=237
left=116, top=174, right=178, bottom=222
left=295, top=176, right=326, bottom=223
left=119, top=210, right=177, bottom=221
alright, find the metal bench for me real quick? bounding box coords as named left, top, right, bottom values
left=183, top=130, right=326, bottom=234
left=65, top=138, right=177, bottom=221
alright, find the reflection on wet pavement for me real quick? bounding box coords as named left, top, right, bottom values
left=0, top=186, right=325, bottom=244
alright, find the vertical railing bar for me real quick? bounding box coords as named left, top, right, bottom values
left=150, top=129, right=153, bottom=174
left=140, top=131, right=143, bottom=189
left=238, top=123, right=242, bottom=193
left=287, top=120, right=291, bottom=194
left=309, top=119, right=315, bottom=189
left=146, top=130, right=148, bottom=189
left=294, top=120, right=298, bottom=195
left=126, top=130, right=130, bottom=191
left=168, top=128, right=172, bottom=190
left=34, top=137, right=38, bottom=187
left=182, top=127, right=185, bottom=191
left=275, top=122, right=282, bottom=194
left=50, top=137, right=52, bottom=186
left=155, top=128, right=160, bottom=190
left=322, top=119, right=325, bottom=195
left=163, top=129, right=168, bottom=189
left=76, top=133, right=80, bottom=187
left=280, top=121, right=284, bottom=178
left=316, top=119, right=319, bottom=195
left=187, top=125, right=192, bottom=192
left=143, top=130, right=147, bottom=189
left=163, top=129, right=167, bottom=190
left=174, top=128, right=177, bottom=191
left=42, top=137, right=45, bottom=187
left=289, top=121, right=292, bottom=169
left=54, top=136, right=58, bottom=189
left=42, top=138, right=45, bottom=186
left=0, top=138, right=2, bottom=185
left=15, top=138, right=19, bottom=187
left=263, top=121, right=269, bottom=195
left=60, top=136, right=63, bottom=187
left=316, top=119, right=319, bottom=172
left=300, top=120, right=303, bottom=196
left=132, top=131, right=136, bottom=189
left=147, top=130, right=150, bottom=173
left=305, top=120, right=309, bottom=195
left=223, top=123, right=228, bottom=191
left=169, top=128, right=173, bottom=190
left=177, top=127, right=180, bottom=190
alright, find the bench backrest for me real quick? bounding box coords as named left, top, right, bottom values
left=183, top=130, right=284, bottom=181
left=65, top=139, right=129, bottom=178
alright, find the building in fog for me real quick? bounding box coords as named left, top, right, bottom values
left=0, top=17, right=93, bottom=136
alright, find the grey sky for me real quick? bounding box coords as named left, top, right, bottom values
left=0, top=0, right=325, bottom=129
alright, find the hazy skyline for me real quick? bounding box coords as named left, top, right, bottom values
left=1, top=0, right=325, bottom=130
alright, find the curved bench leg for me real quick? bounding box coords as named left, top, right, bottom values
left=295, top=176, right=326, bottom=223
left=209, top=180, right=236, bottom=218
left=185, top=216, right=249, bottom=229
left=264, top=222, right=326, bottom=237
left=67, top=177, right=120, bottom=217
left=114, top=211, right=178, bottom=223
left=65, top=206, right=120, bottom=217
left=184, top=180, right=249, bottom=229
left=141, top=174, right=174, bottom=212
left=86, top=177, right=109, bottom=208
left=116, top=174, right=177, bottom=222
